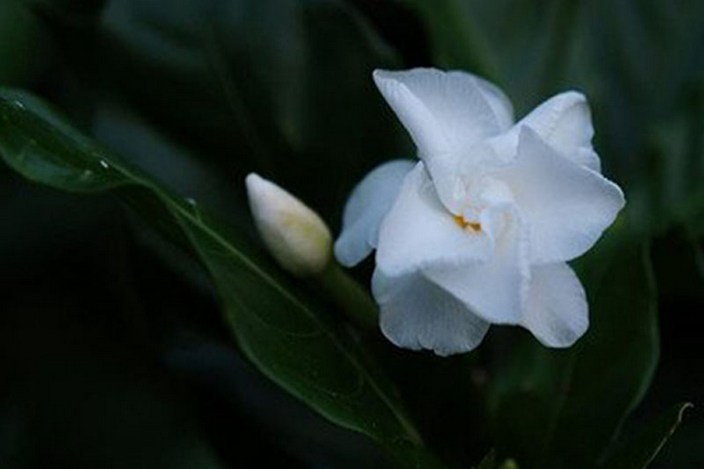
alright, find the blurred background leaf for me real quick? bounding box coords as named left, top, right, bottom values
left=90, top=0, right=410, bottom=225
left=0, top=0, right=702, bottom=467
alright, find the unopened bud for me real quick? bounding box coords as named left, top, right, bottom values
left=245, top=173, right=332, bottom=277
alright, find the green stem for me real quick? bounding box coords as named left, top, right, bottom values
left=316, top=261, right=379, bottom=330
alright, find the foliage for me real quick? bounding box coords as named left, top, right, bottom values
left=1, top=0, right=701, bottom=467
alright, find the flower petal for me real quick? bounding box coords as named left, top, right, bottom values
left=376, top=162, right=493, bottom=277
left=423, top=196, right=529, bottom=325
left=519, top=91, right=600, bottom=172
left=373, top=269, right=490, bottom=356
left=373, top=68, right=509, bottom=159
left=498, top=128, right=625, bottom=264
left=334, top=159, right=415, bottom=267
left=486, top=91, right=602, bottom=172
left=474, top=75, right=514, bottom=131
left=522, top=262, right=588, bottom=347
left=573, top=148, right=602, bottom=173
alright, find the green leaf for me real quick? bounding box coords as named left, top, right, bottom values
left=602, top=402, right=692, bottom=469
left=401, top=0, right=581, bottom=111
left=487, top=228, right=660, bottom=468
left=90, top=0, right=407, bottom=225
left=398, top=0, right=498, bottom=80
left=0, top=88, right=443, bottom=468
left=628, top=86, right=704, bottom=238
left=0, top=0, right=47, bottom=86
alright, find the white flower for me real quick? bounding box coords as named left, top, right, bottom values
left=335, top=68, right=625, bottom=356
left=246, top=173, right=332, bottom=277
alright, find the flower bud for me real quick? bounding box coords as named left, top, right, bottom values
left=245, top=173, right=332, bottom=277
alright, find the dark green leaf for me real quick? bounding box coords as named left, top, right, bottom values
left=487, top=227, right=660, bottom=468
left=0, top=89, right=443, bottom=468
left=0, top=0, right=50, bottom=86
left=629, top=84, right=704, bottom=238
left=602, top=402, right=692, bottom=469
left=398, top=0, right=499, bottom=80
left=400, top=0, right=580, bottom=110
left=92, top=0, right=408, bottom=225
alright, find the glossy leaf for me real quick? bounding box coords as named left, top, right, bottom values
left=0, top=89, right=442, bottom=468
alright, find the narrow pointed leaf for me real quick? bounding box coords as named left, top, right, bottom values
left=0, top=89, right=442, bottom=468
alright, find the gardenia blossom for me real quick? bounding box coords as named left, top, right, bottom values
left=335, top=68, right=625, bottom=356
left=246, top=173, right=332, bottom=277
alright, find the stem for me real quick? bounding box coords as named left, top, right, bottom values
left=316, top=261, right=379, bottom=330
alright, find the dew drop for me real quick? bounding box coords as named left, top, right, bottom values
left=185, top=198, right=203, bottom=221
left=99, top=160, right=110, bottom=170
left=12, top=100, right=25, bottom=110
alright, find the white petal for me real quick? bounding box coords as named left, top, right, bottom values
left=373, top=68, right=508, bottom=159
left=498, top=128, right=625, bottom=264
left=424, top=196, right=530, bottom=325
left=373, top=269, right=490, bottom=356
left=474, top=76, right=514, bottom=131
left=373, top=68, right=514, bottom=214
left=573, top=147, right=602, bottom=173
left=519, top=91, right=601, bottom=172
left=486, top=91, right=602, bottom=173
left=334, top=160, right=415, bottom=267
left=375, top=163, right=493, bottom=277
left=522, top=263, right=588, bottom=347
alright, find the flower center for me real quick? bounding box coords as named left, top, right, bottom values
left=453, top=214, right=482, bottom=232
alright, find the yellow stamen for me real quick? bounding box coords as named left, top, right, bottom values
left=453, top=215, right=481, bottom=232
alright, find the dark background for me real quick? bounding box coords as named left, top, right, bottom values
left=1, top=0, right=702, bottom=467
